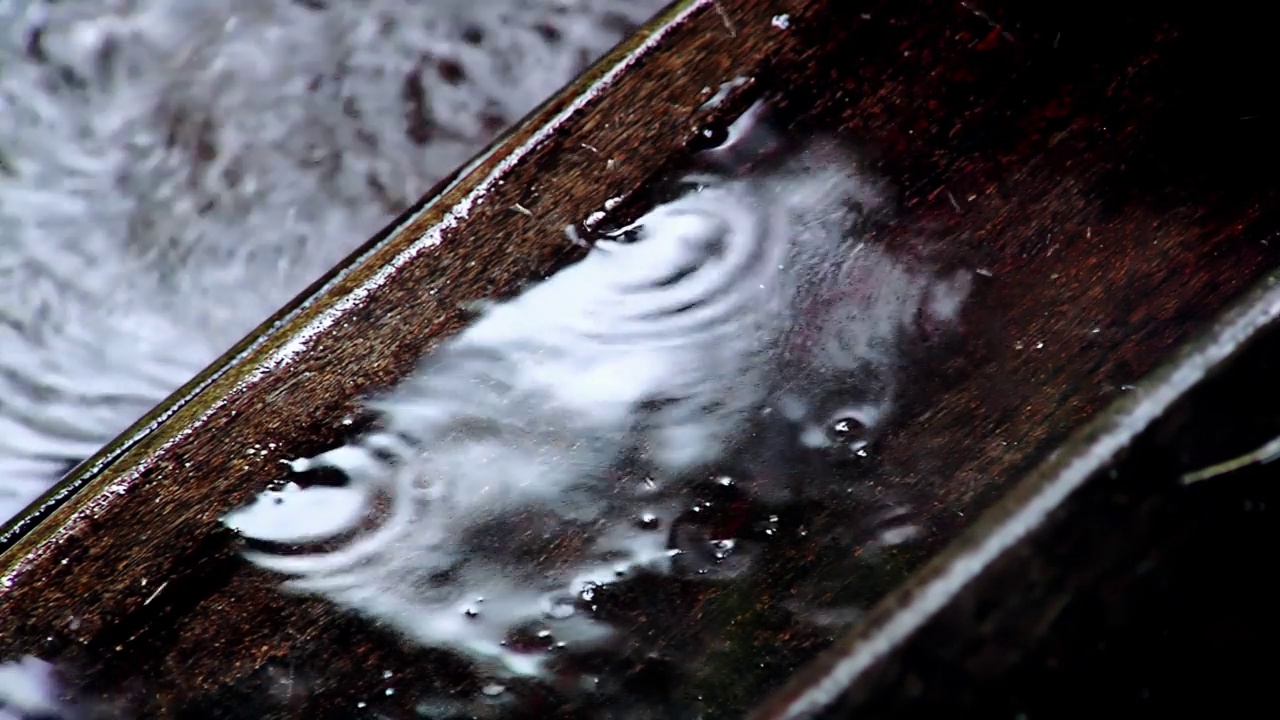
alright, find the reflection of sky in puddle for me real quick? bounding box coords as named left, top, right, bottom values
left=218, top=99, right=973, bottom=702
left=0, top=4, right=979, bottom=717
left=0, top=102, right=975, bottom=720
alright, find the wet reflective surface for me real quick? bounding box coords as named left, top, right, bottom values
left=4, top=0, right=1280, bottom=717
left=210, top=109, right=972, bottom=711
left=752, top=270, right=1280, bottom=720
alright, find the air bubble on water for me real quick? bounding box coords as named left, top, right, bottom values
left=545, top=597, right=576, bottom=619
left=634, top=510, right=664, bottom=530
left=711, top=539, right=736, bottom=559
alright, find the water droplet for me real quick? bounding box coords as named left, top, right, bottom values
left=636, top=511, right=661, bottom=530
left=711, top=539, right=736, bottom=559
left=546, top=598, right=576, bottom=619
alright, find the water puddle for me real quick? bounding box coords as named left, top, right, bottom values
left=211, top=97, right=976, bottom=716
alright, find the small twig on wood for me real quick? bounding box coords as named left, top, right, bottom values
left=712, top=1, right=737, bottom=37
left=1181, top=433, right=1280, bottom=484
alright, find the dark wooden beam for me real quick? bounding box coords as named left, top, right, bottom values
left=3, top=0, right=1277, bottom=717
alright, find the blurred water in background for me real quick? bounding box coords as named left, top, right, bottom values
left=0, top=0, right=671, bottom=524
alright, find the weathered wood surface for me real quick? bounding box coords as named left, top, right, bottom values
left=745, top=1, right=1280, bottom=716
left=750, top=271, right=1280, bottom=719
left=3, top=0, right=1278, bottom=717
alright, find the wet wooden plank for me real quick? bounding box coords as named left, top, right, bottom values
left=745, top=1, right=1280, bottom=716
left=0, top=1, right=809, bottom=716
left=3, top=0, right=1279, bottom=717
left=749, top=270, right=1280, bottom=719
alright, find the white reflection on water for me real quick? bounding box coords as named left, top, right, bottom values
left=223, top=103, right=972, bottom=681
left=0, top=0, right=669, bottom=525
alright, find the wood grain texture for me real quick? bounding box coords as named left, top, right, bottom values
left=0, top=0, right=803, bottom=715
left=3, top=0, right=1279, bottom=717
left=749, top=271, right=1280, bottom=720
left=745, top=0, right=1280, bottom=716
